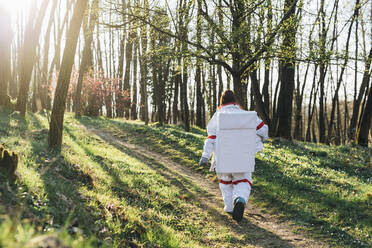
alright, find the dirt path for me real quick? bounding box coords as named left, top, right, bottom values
left=81, top=125, right=327, bottom=248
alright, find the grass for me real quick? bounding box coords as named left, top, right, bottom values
left=0, top=111, right=246, bottom=247
left=76, top=115, right=372, bottom=248
left=0, top=110, right=371, bottom=247
left=254, top=139, right=371, bottom=247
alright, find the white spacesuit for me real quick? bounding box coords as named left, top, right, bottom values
left=200, top=102, right=269, bottom=221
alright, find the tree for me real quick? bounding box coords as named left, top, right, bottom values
left=74, top=0, right=99, bottom=117
left=126, top=0, right=298, bottom=127
left=348, top=47, right=372, bottom=141
left=327, top=0, right=359, bottom=144
left=195, top=0, right=203, bottom=128
left=0, top=7, right=12, bottom=108
left=275, top=0, right=297, bottom=139
left=40, top=0, right=58, bottom=110
left=15, top=0, right=49, bottom=116
left=317, top=0, right=327, bottom=143
left=131, top=22, right=139, bottom=120
left=178, top=0, right=192, bottom=131
left=45, top=0, right=75, bottom=110
left=358, top=85, right=372, bottom=147
left=149, top=8, right=172, bottom=126
left=49, top=0, right=89, bottom=148
left=116, top=1, right=127, bottom=118
left=139, top=0, right=149, bottom=124
left=123, top=21, right=134, bottom=119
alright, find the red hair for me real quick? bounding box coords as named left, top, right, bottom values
left=218, top=90, right=243, bottom=109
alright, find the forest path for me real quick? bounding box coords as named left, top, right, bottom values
left=79, top=124, right=327, bottom=248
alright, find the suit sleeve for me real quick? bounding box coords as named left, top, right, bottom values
left=201, top=113, right=217, bottom=159
left=256, top=117, right=269, bottom=141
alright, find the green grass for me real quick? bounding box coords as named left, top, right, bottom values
left=1, top=110, right=371, bottom=247
left=0, top=111, right=244, bottom=247
left=75, top=115, right=372, bottom=248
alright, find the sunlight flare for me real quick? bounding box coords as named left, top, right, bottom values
left=0, top=0, right=29, bottom=15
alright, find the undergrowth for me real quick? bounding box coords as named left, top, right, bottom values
left=0, top=111, right=241, bottom=247
left=0, top=110, right=371, bottom=247
left=77, top=115, right=372, bottom=248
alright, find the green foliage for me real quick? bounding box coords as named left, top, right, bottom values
left=77, top=116, right=372, bottom=248
left=0, top=111, right=242, bottom=247
left=253, top=138, right=371, bottom=248
left=77, top=116, right=209, bottom=175
left=0, top=215, right=93, bottom=248
left=1, top=111, right=371, bottom=247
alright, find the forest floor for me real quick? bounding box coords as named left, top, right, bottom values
left=0, top=110, right=371, bottom=248
left=81, top=124, right=326, bottom=248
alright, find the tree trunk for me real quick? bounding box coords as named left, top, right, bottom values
left=327, top=0, right=358, bottom=144
left=74, top=0, right=98, bottom=117
left=217, top=65, right=223, bottom=104
left=358, top=86, right=372, bottom=146
left=116, top=34, right=125, bottom=117
left=293, top=63, right=303, bottom=140
left=306, top=65, right=318, bottom=141
left=195, top=0, right=203, bottom=127
left=40, top=0, right=57, bottom=110
left=271, top=69, right=281, bottom=136
left=0, top=8, right=12, bottom=108
left=31, top=50, right=40, bottom=113
left=151, top=37, right=159, bottom=123
left=49, top=0, right=89, bottom=149
left=251, top=65, right=270, bottom=125
left=195, top=61, right=203, bottom=127
left=161, top=60, right=171, bottom=124
left=335, top=96, right=341, bottom=145
left=179, top=0, right=190, bottom=131
left=173, top=63, right=180, bottom=124
left=230, top=1, right=244, bottom=106
left=232, top=72, right=243, bottom=106
left=123, top=22, right=134, bottom=119
left=16, top=0, right=49, bottom=116
left=116, top=4, right=126, bottom=117
left=263, top=0, right=272, bottom=119
left=131, top=38, right=138, bottom=120
left=201, top=66, right=206, bottom=126
left=181, top=55, right=190, bottom=131
left=139, top=43, right=148, bottom=124
left=97, top=23, right=112, bottom=118
left=275, top=0, right=296, bottom=139
left=46, top=0, right=73, bottom=110
left=348, top=47, right=372, bottom=140
left=212, top=65, right=217, bottom=112
left=317, top=2, right=326, bottom=143
left=139, top=0, right=149, bottom=124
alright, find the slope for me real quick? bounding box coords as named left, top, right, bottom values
left=0, top=110, right=370, bottom=247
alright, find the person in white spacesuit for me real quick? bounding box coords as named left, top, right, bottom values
left=199, top=90, right=269, bottom=222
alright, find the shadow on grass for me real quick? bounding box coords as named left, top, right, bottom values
left=76, top=116, right=207, bottom=172
left=0, top=110, right=12, bottom=137
left=271, top=138, right=372, bottom=184
left=75, top=119, right=299, bottom=248
left=0, top=110, right=31, bottom=217
left=9, top=114, right=105, bottom=246
left=78, top=116, right=371, bottom=248
left=64, top=126, right=194, bottom=246
left=254, top=158, right=371, bottom=248
left=0, top=110, right=29, bottom=140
